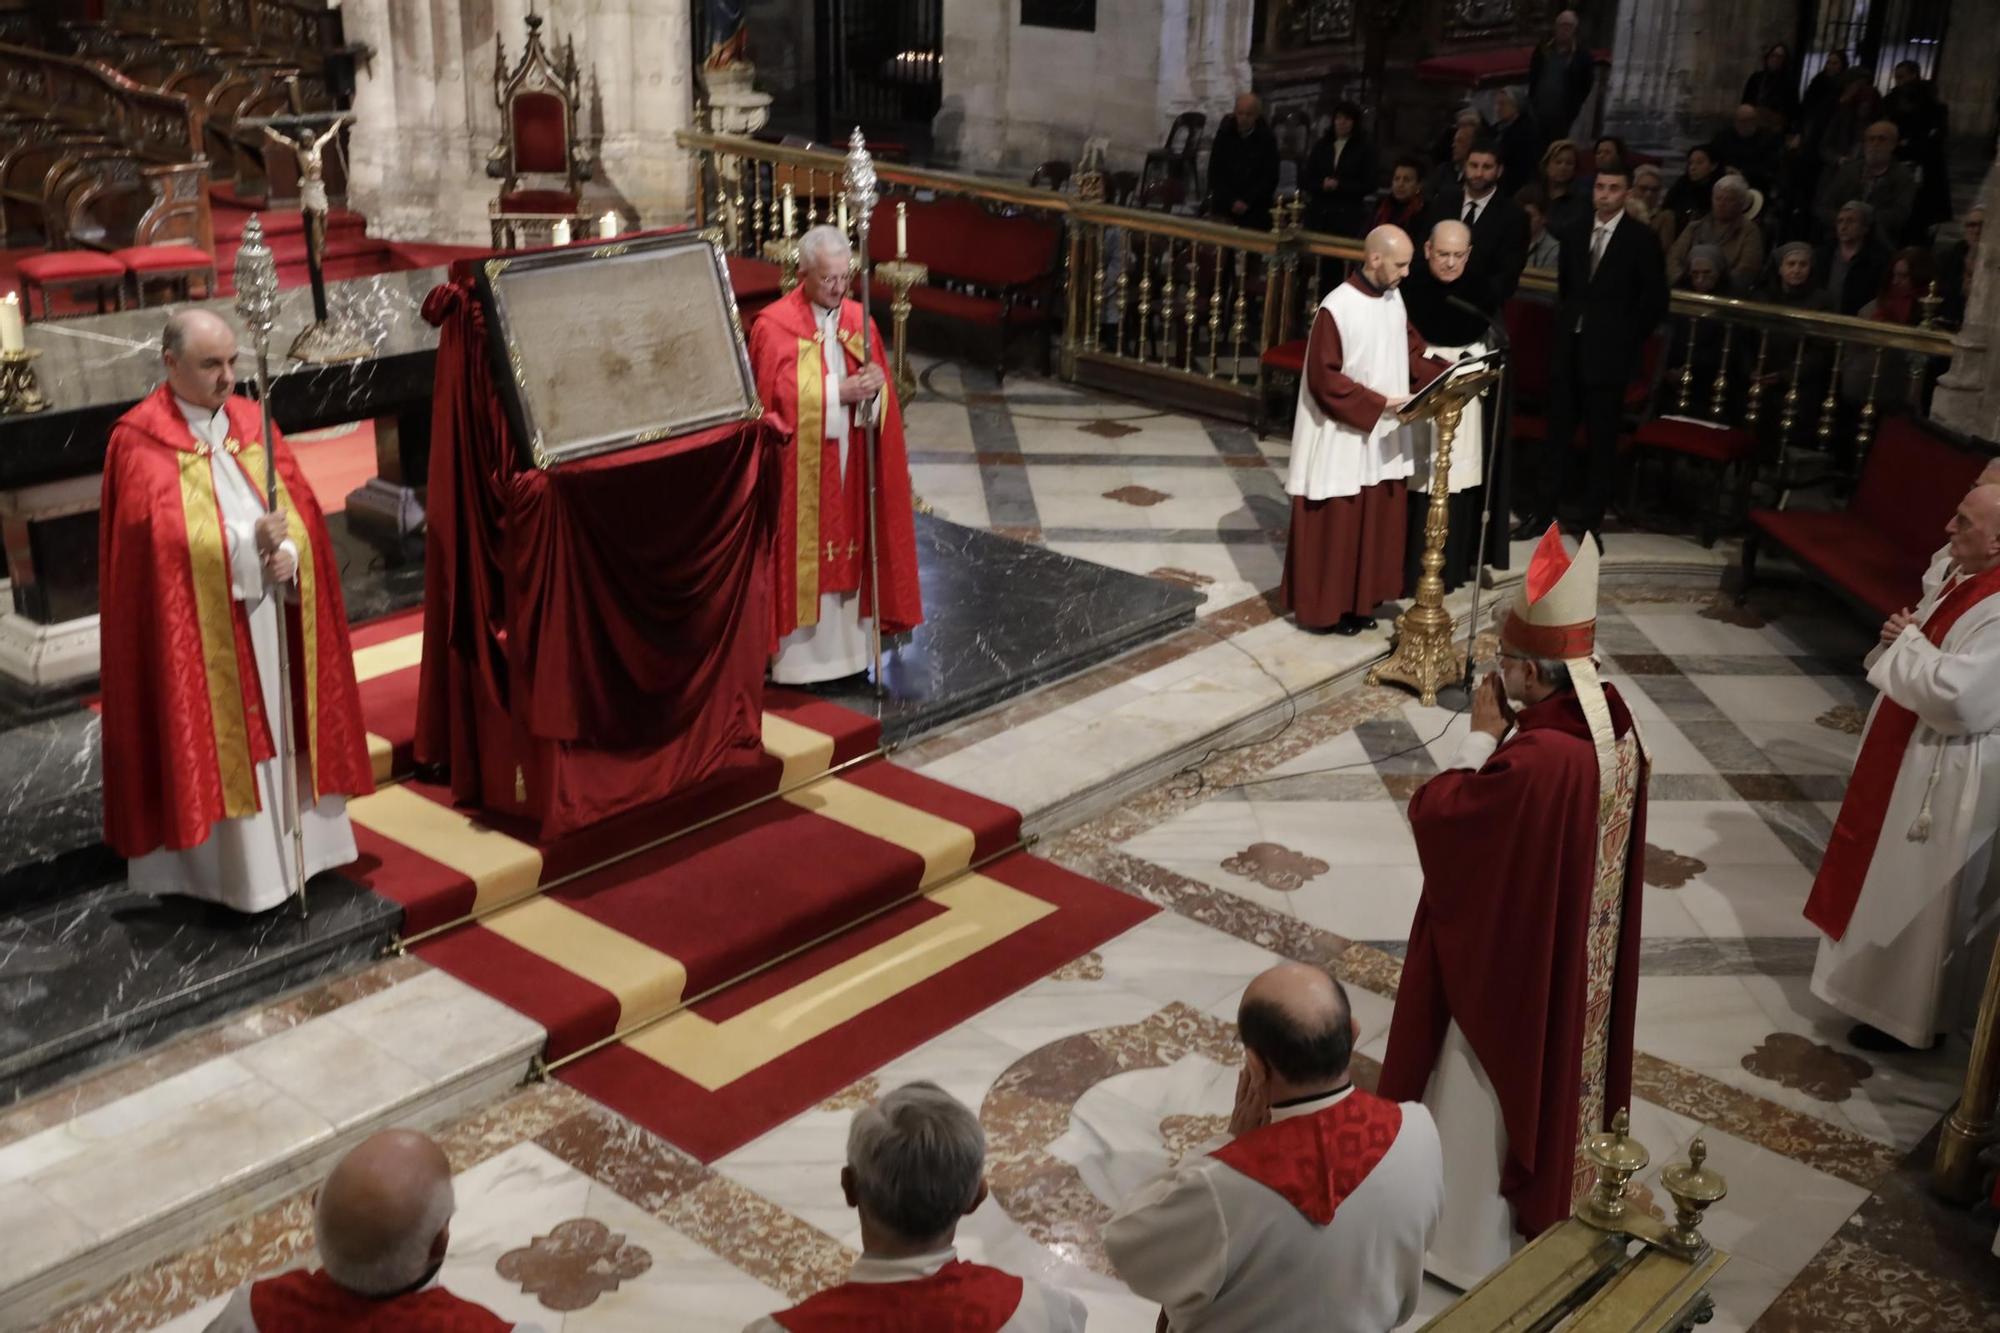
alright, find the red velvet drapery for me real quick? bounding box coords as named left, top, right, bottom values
left=414, top=271, right=775, bottom=834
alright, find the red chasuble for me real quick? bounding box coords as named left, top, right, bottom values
left=1806, top=563, right=2000, bottom=939
left=1377, top=685, right=1646, bottom=1236
left=99, top=384, right=374, bottom=858
left=1210, top=1090, right=1404, bottom=1225
left=249, top=1270, right=510, bottom=1331
left=747, top=286, right=922, bottom=646
left=771, top=1261, right=1024, bottom=1331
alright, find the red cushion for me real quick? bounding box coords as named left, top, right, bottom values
left=1749, top=510, right=1921, bottom=618
left=1632, top=417, right=1756, bottom=463
left=509, top=92, right=571, bottom=175
left=872, top=196, right=1059, bottom=291
left=17, top=251, right=127, bottom=282
left=725, top=255, right=783, bottom=301
left=1416, top=45, right=1609, bottom=85
left=113, top=245, right=214, bottom=274
left=1261, top=339, right=1307, bottom=373
left=498, top=189, right=582, bottom=214
left=1850, top=416, right=1987, bottom=564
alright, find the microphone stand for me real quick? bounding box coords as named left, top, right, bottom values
left=845, top=128, right=883, bottom=708
left=234, top=217, right=309, bottom=919
left=1444, top=293, right=1510, bottom=699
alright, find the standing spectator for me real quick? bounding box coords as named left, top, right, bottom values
left=1937, top=207, right=1984, bottom=328
left=1302, top=100, right=1376, bottom=238
left=1430, top=107, right=1487, bottom=184
left=1513, top=159, right=1668, bottom=543
left=1492, top=87, right=1543, bottom=198
left=1819, top=73, right=1884, bottom=182
left=1373, top=155, right=1429, bottom=231
left=1814, top=199, right=1893, bottom=315
left=1427, top=139, right=1531, bottom=308
left=1517, top=186, right=1562, bottom=269
left=1663, top=144, right=1720, bottom=232
left=1207, top=93, right=1281, bottom=231
left=1741, top=43, right=1800, bottom=133
left=1799, top=49, right=1850, bottom=149
left=1883, top=60, right=1952, bottom=242
left=1817, top=120, right=1917, bottom=245
left=1668, top=173, right=1764, bottom=289
left=1425, top=120, right=1476, bottom=208
left=1629, top=163, right=1678, bottom=251
left=1529, top=9, right=1595, bottom=140
left=1710, top=103, right=1784, bottom=194
left=1539, top=139, right=1589, bottom=234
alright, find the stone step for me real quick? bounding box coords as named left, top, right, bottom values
left=0, top=963, right=542, bottom=1327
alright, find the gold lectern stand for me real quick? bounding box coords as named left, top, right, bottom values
left=1368, top=359, right=1503, bottom=706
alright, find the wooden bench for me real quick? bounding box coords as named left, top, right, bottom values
left=867, top=194, right=1062, bottom=382
left=1740, top=415, right=1992, bottom=618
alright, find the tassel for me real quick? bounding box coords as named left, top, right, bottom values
left=1907, top=745, right=1945, bottom=842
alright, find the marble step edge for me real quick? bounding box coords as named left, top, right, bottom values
left=7, top=972, right=544, bottom=1328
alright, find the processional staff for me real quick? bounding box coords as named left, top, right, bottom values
left=844, top=127, right=884, bottom=703
left=234, top=217, right=310, bottom=918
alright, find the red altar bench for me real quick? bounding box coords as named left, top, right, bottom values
left=870, top=195, right=1061, bottom=381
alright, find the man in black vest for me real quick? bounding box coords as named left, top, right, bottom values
left=1512, top=159, right=1667, bottom=546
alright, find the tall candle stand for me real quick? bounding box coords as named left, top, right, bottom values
left=0, top=348, right=46, bottom=414
left=874, top=252, right=927, bottom=403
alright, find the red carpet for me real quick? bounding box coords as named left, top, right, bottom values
left=339, top=611, right=1156, bottom=1158
left=288, top=420, right=378, bottom=512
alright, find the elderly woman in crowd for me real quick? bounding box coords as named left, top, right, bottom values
left=1753, top=241, right=1835, bottom=433
left=1659, top=245, right=1743, bottom=418
left=1668, top=172, right=1764, bottom=290
left=1814, top=199, right=1892, bottom=315
left=1629, top=163, right=1678, bottom=250
left=1538, top=138, right=1589, bottom=234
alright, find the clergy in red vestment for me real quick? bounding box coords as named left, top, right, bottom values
left=1105, top=964, right=1444, bottom=1331
left=203, top=1130, right=533, bottom=1332
left=1378, top=526, right=1648, bottom=1289
left=748, top=224, right=922, bottom=685
left=1282, top=225, right=1448, bottom=635
left=746, top=1081, right=1085, bottom=1332
left=100, top=311, right=372, bottom=914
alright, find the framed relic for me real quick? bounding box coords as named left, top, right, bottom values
left=474, top=231, right=762, bottom=469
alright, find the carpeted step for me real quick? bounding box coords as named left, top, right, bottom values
left=211, top=207, right=367, bottom=246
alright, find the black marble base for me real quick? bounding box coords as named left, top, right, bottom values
left=0, top=871, right=398, bottom=1106
left=813, top=515, right=1201, bottom=743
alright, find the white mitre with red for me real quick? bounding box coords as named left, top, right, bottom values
left=1500, top=524, right=1624, bottom=776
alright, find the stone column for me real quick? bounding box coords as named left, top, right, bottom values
left=347, top=0, right=694, bottom=245
left=1603, top=0, right=1794, bottom=146
left=1930, top=154, right=2000, bottom=439
left=935, top=0, right=1014, bottom=168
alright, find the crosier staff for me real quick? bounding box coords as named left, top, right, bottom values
left=233, top=216, right=309, bottom=918
left=844, top=127, right=884, bottom=703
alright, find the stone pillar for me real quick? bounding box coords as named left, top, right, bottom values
left=1930, top=154, right=2000, bottom=440
left=1603, top=0, right=1793, bottom=147
left=1936, top=15, right=2000, bottom=153
left=347, top=0, right=694, bottom=246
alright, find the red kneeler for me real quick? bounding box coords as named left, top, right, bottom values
left=1627, top=415, right=1758, bottom=548
left=17, top=250, right=128, bottom=318
left=113, top=244, right=218, bottom=304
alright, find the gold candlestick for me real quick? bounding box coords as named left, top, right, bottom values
left=0, top=347, right=46, bottom=414
left=874, top=257, right=928, bottom=403
left=763, top=236, right=801, bottom=294
left=1368, top=396, right=1473, bottom=703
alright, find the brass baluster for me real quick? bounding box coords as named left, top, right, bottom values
left=1779, top=339, right=1806, bottom=470
left=1207, top=243, right=1225, bottom=377
left=1089, top=223, right=1105, bottom=354
left=1920, top=280, right=1943, bottom=329
left=1743, top=330, right=1769, bottom=428
left=1138, top=232, right=1155, bottom=363
left=1160, top=239, right=1177, bottom=367
left=1676, top=315, right=1699, bottom=413
left=1817, top=339, right=1842, bottom=451
left=763, top=167, right=778, bottom=248
left=1709, top=322, right=1734, bottom=420
left=1907, top=350, right=1929, bottom=411
left=732, top=156, right=749, bottom=253
left=1114, top=236, right=1131, bottom=358
left=1183, top=244, right=1200, bottom=372
left=1230, top=249, right=1248, bottom=383
left=1856, top=347, right=1884, bottom=453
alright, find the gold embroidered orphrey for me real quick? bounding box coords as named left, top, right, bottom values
left=1571, top=728, right=1644, bottom=1207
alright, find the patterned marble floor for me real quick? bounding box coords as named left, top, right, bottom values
left=26, top=366, right=1999, bottom=1332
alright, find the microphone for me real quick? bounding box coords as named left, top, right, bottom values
left=1446, top=294, right=1509, bottom=351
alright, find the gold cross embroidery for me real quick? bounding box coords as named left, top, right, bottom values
left=846, top=540, right=861, bottom=558
left=825, top=540, right=839, bottom=562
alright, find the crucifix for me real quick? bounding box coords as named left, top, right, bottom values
left=242, top=109, right=371, bottom=363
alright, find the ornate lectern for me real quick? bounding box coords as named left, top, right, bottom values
left=1368, top=355, right=1504, bottom=705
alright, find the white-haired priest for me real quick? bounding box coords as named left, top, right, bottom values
left=1378, top=525, right=1649, bottom=1288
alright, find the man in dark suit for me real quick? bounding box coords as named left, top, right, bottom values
left=1207, top=93, right=1281, bottom=231
left=1512, top=159, right=1668, bottom=545
left=1424, top=140, right=1530, bottom=310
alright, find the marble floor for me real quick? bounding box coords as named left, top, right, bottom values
left=14, top=362, right=1997, bottom=1332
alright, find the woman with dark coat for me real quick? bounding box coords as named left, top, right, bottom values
left=1302, top=101, right=1377, bottom=238
left=1741, top=43, right=1800, bottom=132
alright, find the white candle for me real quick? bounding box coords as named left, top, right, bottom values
left=838, top=196, right=849, bottom=235
left=897, top=202, right=908, bottom=258
left=599, top=211, right=619, bottom=239
left=783, top=186, right=796, bottom=237
left=551, top=219, right=571, bottom=246
left=0, top=292, right=23, bottom=352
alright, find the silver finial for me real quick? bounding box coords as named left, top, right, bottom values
left=233, top=215, right=280, bottom=336
left=844, top=126, right=877, bottom=217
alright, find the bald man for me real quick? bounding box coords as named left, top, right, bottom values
left=1282, top=225, right=1448, bottom=634
left=1105, top=964, right=1443, bottom=1331
left=204, top=1130, right=535, bottom=1330
left=100, top=309, right=372, bottom=914
left=1206, top=93, right=1279, bottom=230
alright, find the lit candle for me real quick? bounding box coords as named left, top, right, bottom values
left=551, top=218, right=571, bottom=246
left=783, top=186, right=796, bottom=238
left=897, top=201, right=908, bottom=258
left=599, top=211, right=619, bottom=239
left=838, top=196, right=849, bottom=235
left=0, top=292, right=22, bottom=353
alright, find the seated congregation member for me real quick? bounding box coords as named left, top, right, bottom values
left=1628, top=164, right=1678, bottom=251
left=1708, top=102, right=1783, bottom=194
left=1424, top=119, right=1477, bottom=208
left=1537, top=139, right=1589, bottom=235
left=1516, top=186, right=1562, bottom=269
left=1303, top=100, right=1376, bottom=238
left=1814, top=200, right=1893, bottom=316
left=1207, top=93, right=1281, bottom=231
left=101, top=310, right=373, bottom=915
left=1754, top=242, right=1835, bottom=420
left=1491, top=88, right=1542, bottom=199
left=204, top=1130, right=528, bottom=1331
left=1399, top=220, right=1495, bottom=594
left=1425, top=139, right=1529, bottom=310
left=1816, top=120, right=1916, bottom=247
left=1372, top=155, right=1429, bottom=232
left=1661, top=144, right=1718, bottom=233
left=748, top=1081, right=1085, bottom=1331
left=1106, top=964, right=1444, bottom=1332
left=1667, top=172, right=1763, bottom=290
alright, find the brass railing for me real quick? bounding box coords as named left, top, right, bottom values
left=678, top=132, right=1958, bottom=486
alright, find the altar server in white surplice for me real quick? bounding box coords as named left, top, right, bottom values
left=1104, top=964, right=1443, bottom=1333
left=1807, top=480, right=2000, bottom=1052
left=1281, top=225, right=1447, bottom=636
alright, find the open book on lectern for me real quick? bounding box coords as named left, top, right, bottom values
left=1396, top=348, right=1506, bottom=424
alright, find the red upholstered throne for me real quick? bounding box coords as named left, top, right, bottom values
left=487, top=10, right=593, bottom=249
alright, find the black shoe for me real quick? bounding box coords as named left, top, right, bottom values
left=1508, top=514, right=1551, bottom=541
left=1847, top=1022, right=1934, bottom=1054
left=1329, top=614, right=1371, bottom=636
